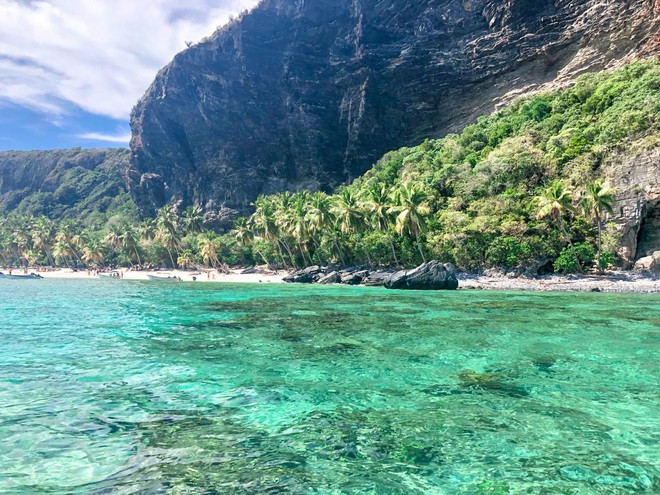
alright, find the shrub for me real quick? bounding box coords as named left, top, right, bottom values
left=554, top=242, right=596, bottom=273
left=485, top=236, right=533, bottom=268
left=599, top=250, right=617, bottom=269
left=554, top=248, right=579, bottom=273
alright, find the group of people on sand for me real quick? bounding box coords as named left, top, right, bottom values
left=85, top=268, right=124, bottom=278
left=84, top=268, right=224, bottom=281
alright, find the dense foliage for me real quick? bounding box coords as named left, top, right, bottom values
left=238, top=60, right=658, bottom=273
left=1, top=61, right=657, bottom=273
left=0, top=205, right=253, bottom=270
left=0, top=148, right=137, bottom=226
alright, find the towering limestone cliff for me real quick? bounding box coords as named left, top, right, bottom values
left=129, top=0, right=659, bottom=217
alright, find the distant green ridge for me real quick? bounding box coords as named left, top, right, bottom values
left=0, top=147, right=137, bottom=226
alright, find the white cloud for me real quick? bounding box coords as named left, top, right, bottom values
left=78, top=131, right=132, bottom=143
left=0, top=0, right=259, bottom=120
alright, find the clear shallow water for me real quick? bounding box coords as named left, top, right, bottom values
left=0, top=280, right=658, bottom=494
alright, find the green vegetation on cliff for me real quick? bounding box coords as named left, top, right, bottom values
left=0, top=148, right=137, bottom=226
left=241, top=60, right=659, bottom=273
left=1, top=61, right=658, bottom=272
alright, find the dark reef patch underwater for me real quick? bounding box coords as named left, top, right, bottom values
left=0, top=279, right=658, bottom=494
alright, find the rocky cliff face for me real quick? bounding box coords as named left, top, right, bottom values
left=0, top=148, right=132, bottom=221
left=129, top=0, right=659, bottom=218
left=605, top=146, right=660, bottom=266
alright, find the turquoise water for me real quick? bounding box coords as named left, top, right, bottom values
left=0, top=280, right=658, bottom=494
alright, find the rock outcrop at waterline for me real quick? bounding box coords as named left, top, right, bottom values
left=283, top=261, right=459, bottom=290
left=385, top=261, right=459, bottom=290
left=128, top=0, right=660, bottom=216
left=605, top=148, right=660, bottom=267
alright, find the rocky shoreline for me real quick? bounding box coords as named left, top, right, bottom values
left=14, top=264, right=658, bottom=293
left=457, top=272, right=660, bottom=294
left=284, top=262, right=660, bottom=294
left=283, top=261, right=459, bottom=290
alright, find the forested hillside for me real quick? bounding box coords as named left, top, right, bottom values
left=245, top=61, right=660, bottom=273
left=2, top=61, right=658, bottom=273
left=0, top=148, right=136, bottom=226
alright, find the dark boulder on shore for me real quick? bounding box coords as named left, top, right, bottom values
left=282, top=266, right=324, bottom=284
left=317, top=271, right=340, bottom=285
left=363, top=271, right=394, bottom=287
left=283, top=261, right=458, bottom=290
left=385, top=261, right=459, bottom=291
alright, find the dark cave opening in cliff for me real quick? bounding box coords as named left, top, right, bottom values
left=635, top=200, right=660, bottom=259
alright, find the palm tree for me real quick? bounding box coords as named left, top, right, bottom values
left=580, top=179, right=616, bottom=272
left=536, top=180, right=581, bottom=272
left=289, top=192, right=313, bottom=266
left=137, top=218, right=156, bottom=242
left=56, top=223, right=82, bottom=266
left=71, top=230, right=90, bottom=254
left=157, top=229, right=181, bottom=268
left=182, top=204, right=204, bottom=235
left=120, top=223, right=142, bottom=266
left=156, top=205, right=181, bottom=268
left=0, top=226, right=10, bottom=265
left=272, top=193, right=300, bottom=267
left=364, top=183, right=400, bottom=266
left=305, top=192, right=339, bottom=265
left=198, top=233, right=221, bottom=268
left=11, top=230, right=31, bottom=266
left=104, top=224, right=123, bottom=259
left=251, top=196, right=289, bottom=267
left=82, top=239, right=105, bottom=267
left=177, top=250, right=195, bottom=269
left=234, top=217, right=272, bottom=267
left=156, top=204, right=179, bottom=232
left=251, top=197, right=278, bottom=243
left=389, top=184, right=431, bottom=263
left=23, top=248, right=41, bottom=267
left=332, top=188, right=371, bottom=265
left=52, top=240, right=71, bottom=267
left=0, top=238, right=10, bottom=266
left=233, top=217, right=254, bottom=245
left=30, top=217, right=56, bottom=266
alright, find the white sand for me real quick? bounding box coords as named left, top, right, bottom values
left=5, top=267, right=658, bottom=292
left=17, top=268, right=286, bottom=284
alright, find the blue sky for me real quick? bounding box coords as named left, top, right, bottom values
left=0, top=0, right=258, bottom=151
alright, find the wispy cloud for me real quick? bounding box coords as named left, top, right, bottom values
left=78, top=131, right=132, bottom=144
left=0, top=0, right=259, bottom=120
left=0, top=56, right=67, bottom=115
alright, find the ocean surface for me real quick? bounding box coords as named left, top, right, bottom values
left=0, top=279, right=658, bottom=494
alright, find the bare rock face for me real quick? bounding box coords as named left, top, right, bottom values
left=634, top=251, right=660, bottom=273
left=604, top=147, right=660, bottom=266
left=128, top=0, right=660, bottom=215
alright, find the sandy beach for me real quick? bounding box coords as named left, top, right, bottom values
left=457, top=272, right=660, bottom=293
left=3, top=267, right=658, bottom=293
left=15, top=267, right=287, bottom=284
